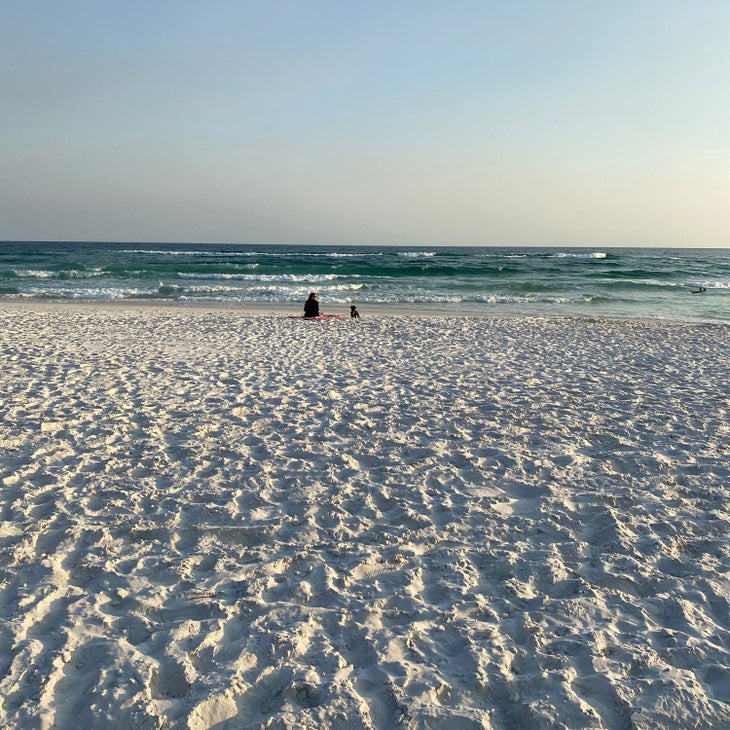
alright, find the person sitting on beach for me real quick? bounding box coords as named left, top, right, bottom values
left=350, top=305, right=360, bottom=318
left=304, top=292, right=320, bottom=317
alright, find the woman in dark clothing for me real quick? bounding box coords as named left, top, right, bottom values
left=304, top=292, right=319, bottom=317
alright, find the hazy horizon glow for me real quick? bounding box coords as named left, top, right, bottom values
left=2, top=1, right=729, bottom=247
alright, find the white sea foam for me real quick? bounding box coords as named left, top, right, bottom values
left=14, top=269, right=111, bottom=280
left=13, top=269, right=55, bottom=278
left=553, top=251, right=607, bottom=259
left=19, top=286, right=156, bottom=300
left=119, top=249, right=262, bottom=257
left=177, top=272, right=341, bottom=282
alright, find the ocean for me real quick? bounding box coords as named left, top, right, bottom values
left=1, top=241, right=729, bottom=323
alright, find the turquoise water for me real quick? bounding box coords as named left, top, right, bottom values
left=1, top=242, right=729, bottom=322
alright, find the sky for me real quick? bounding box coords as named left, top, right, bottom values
left=1, top=1, right=729, bottom=247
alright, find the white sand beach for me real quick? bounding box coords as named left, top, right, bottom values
left=1, top=303, right=729, bottom=730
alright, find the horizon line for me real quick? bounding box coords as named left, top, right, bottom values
left=2, top=240, right=729, bottom=250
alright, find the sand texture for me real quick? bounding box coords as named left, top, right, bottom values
left=1, top=304, right=729, bottom=730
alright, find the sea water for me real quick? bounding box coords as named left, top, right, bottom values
left=1, top=241, right=729, bottom=323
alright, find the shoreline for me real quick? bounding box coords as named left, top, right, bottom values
left=1, top=304, right=729, bottom=728
left=1, top=298, right=728, bottom=328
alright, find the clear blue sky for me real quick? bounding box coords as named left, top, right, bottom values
left=2, top=1, right=729, bottom=246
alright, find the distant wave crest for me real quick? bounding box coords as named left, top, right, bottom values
left=553, top=252, right=606, bottom=259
